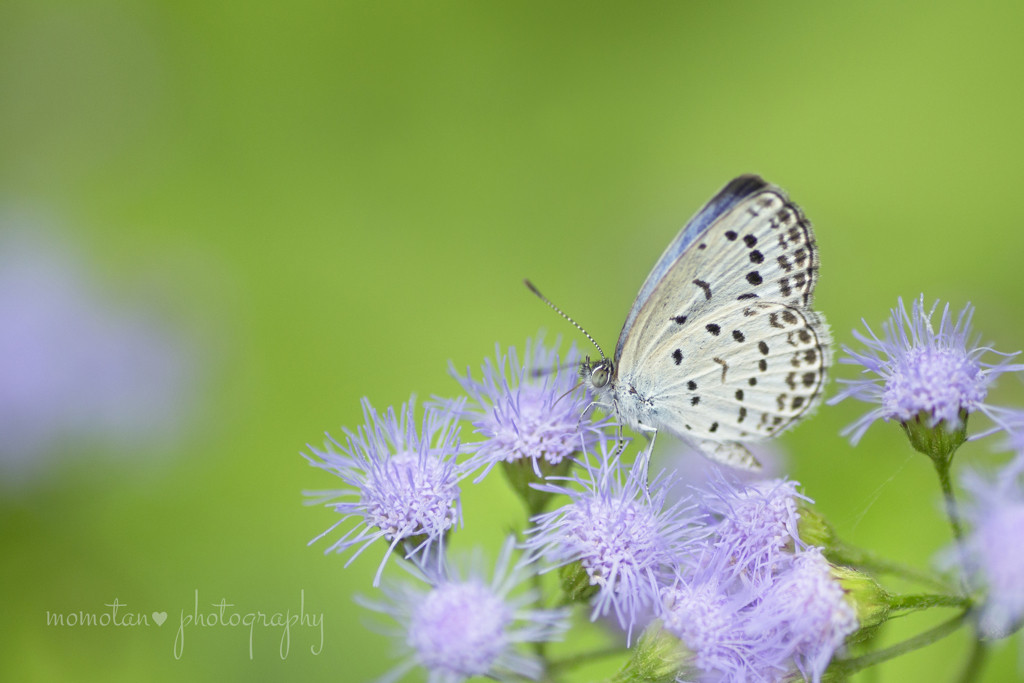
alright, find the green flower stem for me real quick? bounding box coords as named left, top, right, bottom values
left=887, top=593, right=972, bottom=613
left=956, top=637, right=988, bottom=683
left=932, top=454, right=966, bottom=544
left=826, top=541, right=951, bottom=591
left=548, top=646, right=630, bottom=675
left=825, top=611, right=969, bottom=680
left=901, top=411, right=968, bottom=546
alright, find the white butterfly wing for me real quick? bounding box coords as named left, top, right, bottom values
left=615, top=177, right=830, bottom=450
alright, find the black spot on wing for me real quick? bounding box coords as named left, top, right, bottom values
left=732, top=330, right=745, bottom=342
left=671, top=315, right=687, bottom=325
left=758, top=341, right=769, bottom=355
left=725, top=230, right=738, bottom=241
left=687, top=380, right=697, bottom=391
left=746, top=271, right=762, bottom=286
left=706, top=324, right=721, bottom=336
left=693, top=279, right=712, bottom=300
left=672, top=349, right=683, bottom=365
left=743, top=234, right=757, bottom=247
left=749, top=250, right=764, bottom=264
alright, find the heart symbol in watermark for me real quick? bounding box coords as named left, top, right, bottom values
left=152, top=612, right=167, bottom=626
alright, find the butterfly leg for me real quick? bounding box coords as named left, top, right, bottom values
left=575, top=401, right=601, bottom=432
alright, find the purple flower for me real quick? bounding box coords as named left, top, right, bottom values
left=357, top=537, right=568, bottom=683
left=746, top=548, right=858, bottom=683
left=0, top=226, right=197, bottom=478
left=447, top=334, right=605, bottom=480
left=659, top=575, right=785, bottom=682
left=699, top=477, right=811, bottom=585
left=954, top=468, right=1024, bottom=638
left=522, top=444, right=704, bottom=633
left=661, top=440, right=788, bottom=490
left=828, top=296, right=1024, bottom=444
left=305, top=397, right=467, bottom=585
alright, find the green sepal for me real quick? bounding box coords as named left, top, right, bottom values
left=501, top=455, right=575, bottom=517
left=901, top=409, right=968, bottom=465
left=610, top=620, right=691, bottom=683
left=830, top=565, right=890, bottom=635
left=797, top=500, right=837, bottom=550
left=558, top=560, right=599, bottom=604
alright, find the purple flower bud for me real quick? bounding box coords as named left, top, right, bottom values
left=828, top=296, right=1023, bottom=445
left=305, top=396, right=467, bottom=585
left=357, top=537, right=568, bottom=683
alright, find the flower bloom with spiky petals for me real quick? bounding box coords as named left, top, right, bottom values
left=828, top=296, right=1024, bottom=444
left=699, top=476, right=811, bottom=585
left=952, top=467, right=1024, bottom=638
left=522, top=444, right=704, bottom=634
left=304, top=396, right=468, bottom=585
left=357, top=537, right=569, bottom=683
left=746, top=548, right=858, bottom=683
left=659, top=573, right=787, bottom=682
left=447, top=334, right=607, bottom=480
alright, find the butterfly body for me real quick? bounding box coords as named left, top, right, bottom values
left=581, top=175, right=831, bottom=469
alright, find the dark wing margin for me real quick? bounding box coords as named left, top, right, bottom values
left=614, top=174, right=770, bottom=362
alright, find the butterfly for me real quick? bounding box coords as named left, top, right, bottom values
left=529, top=175, right=831, bottom=469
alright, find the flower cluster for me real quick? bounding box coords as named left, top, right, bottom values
left=301, top=296, right=1024, bottom=683
left=660, top=479, right=859, bottom=683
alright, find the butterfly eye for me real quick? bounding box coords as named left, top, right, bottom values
left=591, top=365, right=610, bottom=388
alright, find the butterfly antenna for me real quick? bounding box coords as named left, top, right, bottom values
left=523, top=279, right=606, bottom=361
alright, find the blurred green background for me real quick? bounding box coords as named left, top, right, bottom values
left=3, top=1, right=1024, bottom=681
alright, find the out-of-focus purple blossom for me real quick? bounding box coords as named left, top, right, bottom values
left=827, top=296, right=1024, bottom=445
left=447, top=334, right=606, bottom=481
left=356, top=537, right=568, bottom=683
left=305, top=397, right=467, bottom=586
left=522, top=444, right=704, bottom=634
left=746, top=548, right=858, bottom=683
left=659, top=440, right=788, bottom=491
left=952, top=468, right=1024, bottom=638
left=0, top=227, right=196, bottom=479
left=699, top=477, right=811, bottom=585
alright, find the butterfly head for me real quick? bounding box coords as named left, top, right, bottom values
left=581, top=356, right=615, bottom=394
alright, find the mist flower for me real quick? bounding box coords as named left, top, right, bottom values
left=357, top=537, right=568, bottom=683
left=660, top=575, right=783, bottom=681
left=522, top=445, right=703, bottom=633
left=955, top=468, right=1024, bottom=638
left=448, top=334, right=605, bottom=480
left=747, top=548, right=858, bottom=683
left=699, top=477, right=810, bottom=584
left=305, top=397, right=467, bottom=585
left=828, top=296, right=1024, bottom=444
